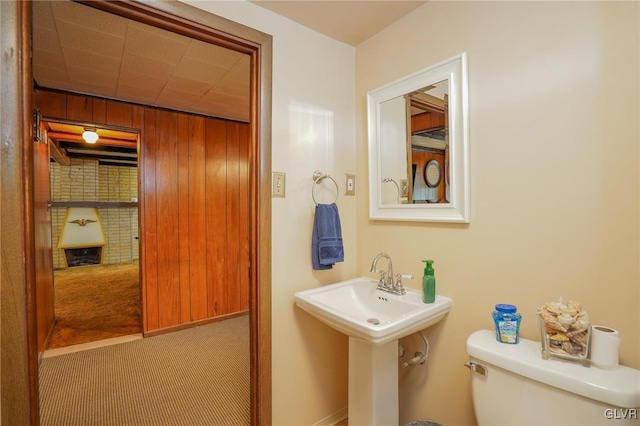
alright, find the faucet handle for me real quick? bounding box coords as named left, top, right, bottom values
left=396, top=274, right=413, bottom=285
left=397, top=274, right=414, bottom=281
left=394, top=274, right=412, bottom=295
left=377, top=270, right=387, bottom=288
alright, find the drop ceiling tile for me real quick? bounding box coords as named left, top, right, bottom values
left=200, top=92, right=245, bottom=107
left=184, top=41, right=245, bottom=68
left=32, top=2, right=57, bottom=31
left=237, top=54, right=251, bottom=67
left=33, top=64, right=71, bottom=87
left=67, top=65, right=118, bottom=89
left=33, top=67, right=69, bottom=85
left=210, top=79, right=249, bottom=99
left=124, top=24, right=189, bottom=65
left=157, top=88, right=203, bottom=104
left=227, top=59, right=251, bottom=84
left=71, top=81, right=118, bottom=99
left=32, top=26, right=63, bottom=54
left=36, top=78, right=75, bottom=93
left=62, top=47, right=122, bottom=76
left=164, top=76, right=213, bottom=96
left=120, top=52, right=175, bottom=81
left=156, top=100, right=202, bottom=116
left=118, top=70, right=168, bottom=93
left=201, top=102, right=249, bottom=122
left=32, top=0, right=252, bottom=123
left=56, top=21, right=125, bottom=60
left=174, top=57, right=228, bottom=84
left=208, top=108, right=232, bottom=119
left=113, top=88, right=159, bottom=108
left=197, top=103, right=249, bottom=122
left=33, top=49, right=67, bottom=72
left=206, top=108, right=246, bottom=123
left=51, top=1, right=127, bottom=37
left=219, top=102, right=251, bottom=115
left=128, top=19, right=192, bottom=45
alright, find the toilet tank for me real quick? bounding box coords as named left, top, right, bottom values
left=466, top=330, right=640, bottom=426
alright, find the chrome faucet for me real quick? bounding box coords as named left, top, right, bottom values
left=370, top=252, right=393, bottom=290
left=370, top=253, right=409, bottom=295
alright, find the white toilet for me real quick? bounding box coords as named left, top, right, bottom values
left=466, top=330, right=640, bottom=425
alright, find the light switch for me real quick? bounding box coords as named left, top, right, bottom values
left=272, top=172, right=286, bottom=198
left=400, top=179, right=408, bottom=198
left=345, top=174, right=355, bottom=196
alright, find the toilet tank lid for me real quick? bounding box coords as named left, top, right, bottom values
left=466, top=330, right=640, bottom=409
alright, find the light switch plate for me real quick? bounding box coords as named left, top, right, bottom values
left=272, top=172, right=286, bottom=197
left=345, top=174, right=355, bottom=196
left=400, top=179, right=408, bottom=198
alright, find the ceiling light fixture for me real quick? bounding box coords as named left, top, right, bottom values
left=82, top=128, right=99, bottom=144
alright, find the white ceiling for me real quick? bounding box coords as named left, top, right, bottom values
left=249, top=1, right=427, bottom=46
left=32, top=1, right=423, bottom=123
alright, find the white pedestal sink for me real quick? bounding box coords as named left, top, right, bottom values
left=294, top=277, right=452, bottom=425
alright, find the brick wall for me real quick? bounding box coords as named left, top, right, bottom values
left=51, top=159, right=138, bottom=269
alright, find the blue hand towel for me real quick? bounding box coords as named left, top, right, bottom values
left=312, top=203, right=344, bottom=270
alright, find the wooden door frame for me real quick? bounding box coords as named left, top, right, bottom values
left=1, top=1, right=39, bottom=424
left=3, top=1, right=272, bottom=424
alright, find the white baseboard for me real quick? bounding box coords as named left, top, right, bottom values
left=312, top=407, right=348, bottom=426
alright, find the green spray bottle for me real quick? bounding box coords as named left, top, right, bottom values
left=422, top=260, right=436, bottom=303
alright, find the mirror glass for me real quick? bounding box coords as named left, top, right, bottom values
left=368, top=53, right=469, bottom=222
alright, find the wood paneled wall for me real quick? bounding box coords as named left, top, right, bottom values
left=412, top=150, right=446, bottom=202
left=34, top=88, right=250, bottom=333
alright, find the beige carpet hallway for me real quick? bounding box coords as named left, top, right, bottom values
left=50, top=261, right=142, bottom=349
left=39, top=315, right=250, bottom=425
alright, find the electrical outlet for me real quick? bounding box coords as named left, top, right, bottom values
left=272, top=172, right=286, bottom=197
left=345, top=174, right=356, bottom=196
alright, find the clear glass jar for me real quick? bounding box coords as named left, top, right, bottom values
left=492, top=304, right=522, bottom=344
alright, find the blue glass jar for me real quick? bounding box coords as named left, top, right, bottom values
left=492, top=304, right=522, bottom=344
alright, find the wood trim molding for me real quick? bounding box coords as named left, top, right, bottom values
left=1, top=0, right=40, bottom=424
left=22, top=1, right=41, bottom=420
left=252, top=39, right=274, bottom=426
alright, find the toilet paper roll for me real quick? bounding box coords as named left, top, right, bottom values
left=590, top=325, right=621, bottom=369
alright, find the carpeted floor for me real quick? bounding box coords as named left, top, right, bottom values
left=50, top=262, right=141, bottom=349
left=39, top=315, right=250, bottom=425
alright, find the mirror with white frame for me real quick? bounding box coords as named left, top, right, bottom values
left=367, top=53, right=469, bottom=223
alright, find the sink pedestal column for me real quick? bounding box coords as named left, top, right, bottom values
left=348, top=337, right=398, bottom=426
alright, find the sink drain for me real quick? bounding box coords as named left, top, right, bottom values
left=367, top=318, right=380, bottom=325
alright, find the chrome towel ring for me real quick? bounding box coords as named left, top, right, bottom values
left=312, top=171, right=338, bottom=205
left=382, top=178, right=400, bottom=204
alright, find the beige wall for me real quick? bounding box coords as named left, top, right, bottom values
left=357, top=2, right=639, bottom=425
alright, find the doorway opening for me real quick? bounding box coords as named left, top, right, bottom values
left=43, top=119, right=142, bottom=351
left=7, top=0, right=272, bottom=424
